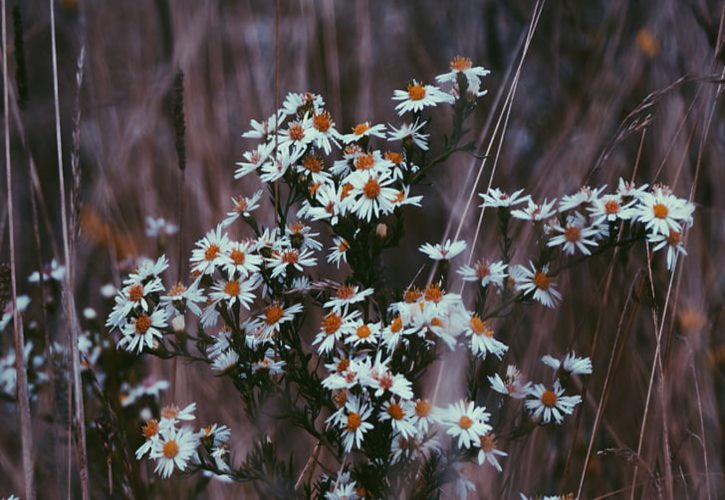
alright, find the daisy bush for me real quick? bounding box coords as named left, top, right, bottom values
left=96, top=55, right=700, bottom=498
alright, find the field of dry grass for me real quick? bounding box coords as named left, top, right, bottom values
left=1, top=0, right=724, bottom=498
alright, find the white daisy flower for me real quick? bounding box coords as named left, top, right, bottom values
left=208, top=276, right=260, bottom=310
left=360, top=352, right=414, bottom=400
left=125, top=255, right=170, bottom=283
left=476, top=433, right=507, bottom=471
left=27, top=258, right=66, bottom=284
left=616, top=178, right=649, bottom=200
left=419, top=239, right=467, bottom=261
left=511, top=198, right=558, bottom=222
left=241, top=111, right=283, bottom=140
left=436, top=56, right=491, bottom=96
left=514, top=262, right=562, bottom=308
left=380, top=399, right=417, bottom=439
left=541, top=351, right=593, bottom=376
left=210, top=350, right=239, bottom=374
left=410, top=398, right=437, bottom=433
left=190, top=225, right=232, bottom=276
left=247, top=302, right=303, bottom=340
left=259, top=144, right=306, bottom=183
left=308, top=110, right=341, bottom=154
left=387, top=120, right=430, bottom=150
left=277, top=116, right=314, bottom=151
left=286, top=222, right=323, bottom=251
left=380, top=314, right=419, bottom=352
left=525, top=380, right=582, bottom=424
left=235, top=141, right=274, bottom=179
left=206, top=329, right=232, bottom=359
left=464, top=314, right=508, bottom=359
left=347, top=170, right=398, bottom=222
left=648, top=229, right=687, bottom=271
left=313, top=310, right=361, bottom=354
left=325, top=481, right=360, bottom=500
left=547, top=215, right=600, bottom=256
left=443, top=400, right=492, bottom=449
left=222, top=190, right=263, bottom=227
left=252, top=349, right=287, bottom=376
left=145, top=217, right=178, bottom=238
left=150, top=425, right=200, bottom=478
left=281, top=91, right=324, bottom=117
left=118, top=307, right=168, bottom=354
left=220, top=240, right=263, bottom=279
left=160, top=279, right=206, bottom=316
left=199, top=423, right=232, bottom=447
left=341, top=121, right=387, bottom=144
left=159, top=402, right=197, bottom=429
left=326, top=237, right=349, bottom=268
left=479, top=187, right=530, bottom=208
left=324, top=284, right=374, bottom=312
left=390, top=431, right=441, bottom=465
left=457, top=258, right=507, bottom=289
left=328, top=395, right=374, bottom=454
left=135, top=418, right=161, bottom=460
left=488, top=365, right=531, bottom=399
left=267, top=247, right=317, bottom=279
left=345, top=320, right=381, bottom=348
left=392, top=185, right=423, bottom=208
left=588, top=193, right=636, bottom=224
left=392, top=80, right=454, bottom=115
left=636, top=188, right=694, bottom=236
left=558, top=185, right=606, bottom=212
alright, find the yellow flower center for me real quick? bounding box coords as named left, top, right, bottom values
left=346, top=412, right=362, bottom=431
left=424, top=284, right=443, bottom=303
left=415, top=399, right=431, bottom=417
left=403, top=288, right=422, bottom=303
left=230, top=249, right=246, bottom=265
left=142, top=419, right=159, bottom=439
left=604, top=199, right=620, bottom=214
left=469, top=315, right=493, bottom=337
left=354, top=153, right=375, bottom=170
left=385, top=151, right=403, bottom=165
left=390, top=316, right=403, bottom=334
left=288, top=123, right=305, bottom=141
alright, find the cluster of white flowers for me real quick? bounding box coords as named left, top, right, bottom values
left=135, top=402, right=232, bottom=479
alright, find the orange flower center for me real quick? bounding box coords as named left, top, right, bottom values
left=161, top=405, right=178, bottom=420
left=475, top=263, right=491, bottom=279
left=666, top=231, right=682, bottom=245
left=167, top=282, right=186, bottom=297
left=407, top=83, right=426, bottom=101
left=652, top=203, right=669, bottom=219
left=354, top=154, right=375, bottom=170
left=564, top=226, right=581, bottom=242
left=450, top=55, right=473, bottom=71
left=281, top=250, right=299, bottom=264
left=533, top=271, right=550, bottom=290
left=128, top=284, right=144, bottom=302
left=390, top=316, right=403, bottom=334
left=230, top=249, right=246, bottom=265
left=205, top=244, right=220, bottom=261
left=333, top=390, right=347, bottom=408
left=604, top=199, right=620, bottom=214
left=264, top=303, right=284, bottom=325
left=162, top=440, right=179, bottom=459
left=302, top=154, right=324, bottom=173
left=480, top=433, right=495, bottom=452
left=352, top=122, right=369, bottom=136
left=340, top=183, right=354, bottom=200
left=289, top=123, right=305, bottom=141
left=356, top=324, right=371, bottom=338
left=142, top=419, right=159, bottom=439
left=385, top=151, right=403, bottom=165
left=363, top=178, right=381, bottom=199
left=415, top=399, right=432, bottom=417
left=541, top=389, right=558, bottom=407
left=224, top=281, right=241, bottom=296
left=336, top=286, right=355, bottom=300
left=336, top=358, right=350, bottom=373
left=346, top=412, right=362, bottom=431
left=337, top=240, right=349, bottom=252
left=135, top=314, right=152, bottom=334
left=424, top=284, right=443, bottom=303
left=322, top=313, right=342, bottom=335
left=469, top=315, right=493, bottom=337
left=379, top=374, right=394, bottom=390
left=403, top=288, right=422, bottom=303
left=388, top=403, right=404, bottom=420
left=313, top=111, right=332, bottom=132
left=458, top=415, right=473, bottom=430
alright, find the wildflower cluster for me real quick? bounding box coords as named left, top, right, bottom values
left=100, top=54, right=695, bottom=497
